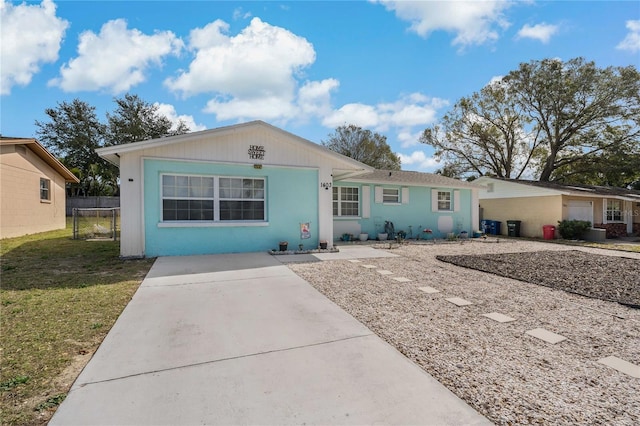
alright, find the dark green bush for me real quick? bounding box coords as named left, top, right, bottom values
left=557, top=220, right=591, bottom=239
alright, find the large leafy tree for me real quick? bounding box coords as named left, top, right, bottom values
left=105, top=93, right=189, bottom=146
left=505, top=57, right=639, bottom=182
left=421, top=81, right=542, bottom=179
left=322, top=124, right=401, bottom=170
left=36, top=94, right=191, bottom=196
left=421, top=58, right=640, bottom=184
left=35, top=99, right=108, bottom=195
left=552, top=149, right=640, bottom=189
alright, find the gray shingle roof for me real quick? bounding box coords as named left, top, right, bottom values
left=343, top=169, right=483, bottom=189
left=494, top=178, right=640, bottom=201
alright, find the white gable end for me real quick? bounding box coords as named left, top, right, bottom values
left=477, top=177, right=562, bottom=199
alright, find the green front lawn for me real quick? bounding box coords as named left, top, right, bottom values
left=1, top=225, right=154, bottom=425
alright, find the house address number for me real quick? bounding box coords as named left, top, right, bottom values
left=320, top=182, right=332, bottom=189
left=248, top=145, right=265, bottom=160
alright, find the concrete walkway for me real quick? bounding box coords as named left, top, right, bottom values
left=51, top=249, right=490, bottom=425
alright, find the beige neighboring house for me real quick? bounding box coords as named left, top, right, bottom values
left=1, top=137, right=79, bottom=239
left=476, top=177, right=640, bottom=239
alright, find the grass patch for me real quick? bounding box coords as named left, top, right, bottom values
left=0, top=224, right=154, bottom=425
left=581, top=242, right=640, bottom=253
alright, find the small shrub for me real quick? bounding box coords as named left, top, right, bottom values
left=558, top=220, right=591, bottom=239
left=35, top=394, right=66, bottom=411
left=0, top=375, right=29, bottom=391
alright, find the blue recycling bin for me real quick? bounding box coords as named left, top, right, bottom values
left=491, top=221, right=502, bottom=235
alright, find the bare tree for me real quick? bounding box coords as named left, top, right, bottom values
left=421, top=58, right=640, bottom=183
left=421, top=80, right=541, bottom=179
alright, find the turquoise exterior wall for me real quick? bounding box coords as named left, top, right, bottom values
left=334, top=183, right=473, bottom=239
left=144, top=159, right=319, bottom=256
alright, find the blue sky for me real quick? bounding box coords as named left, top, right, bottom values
left=2, top=0, right=639, bottom=172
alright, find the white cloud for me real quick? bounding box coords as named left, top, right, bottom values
left=0, top=0, right=68, bottom=95
left=376, top=0, right=511, bottom=49
left=49, top=19, right=183, bottom=93
left=297, top=78, right=340, bottom=117
left=204, top=95, right=297, bottom=121
left=166, top=17, right=314, bottom=100
left=322, top=103, right=380, bottom=129
left=165, top=17, right=338, bottom=124
left=154, top=103, right=207, bottom=132
left=322, top=93, right=447, bottom=147
left=488, top=75, right=504, bottom=86
left=232, top=7, right=252, bottom=20
left=164, top=17, right=446, bottom=140
left=397, top=150, right=441, bottom=172
left=516, top=23, right=559, bottom=43
left=616, top=20, right=640, bottom=53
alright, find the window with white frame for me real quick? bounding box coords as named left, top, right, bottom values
left=382, top=188, right=399, bottom=203
left=40, top=178, right=50, bottom=201
left=219, top=178, right=265, bottom=221
left=333, top=186, right=359, bottom=216
left=162, top=175, right=214, bottom=221
left=606, top=199, right=622, bottom=222
left=161, top=174, right=265, bottom=222
left=437, top=191, right=452, bottom=211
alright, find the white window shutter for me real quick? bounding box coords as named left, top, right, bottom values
left=362, top=186, right=371, bottom=218
left=602, top=198, right=607, bottom=224
left=374, top=186, right=383, bottom=204
left=454, top=190, right=460, bottom=212
left=431, top=189, right=438, bottom=212
left=402, top=187, right=409, bottom=204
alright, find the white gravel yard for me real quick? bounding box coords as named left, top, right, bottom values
left=287, top=240, right=640, bottom=425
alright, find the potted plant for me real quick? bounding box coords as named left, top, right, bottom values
left=279, top=241, right=288, bottom=251
left=319, top=240, right=328, bottom=250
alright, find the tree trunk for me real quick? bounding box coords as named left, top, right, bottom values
left=539, top=155, right=555, bottom=181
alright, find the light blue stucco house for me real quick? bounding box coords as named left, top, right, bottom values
left=97, top=121, right=481, bottom=257
left=332, top=169, right=481, bottom=242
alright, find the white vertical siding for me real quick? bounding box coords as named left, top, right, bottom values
left=118, top=154, right=145, bottom=257
left=318, top=167, right=333, bottom=245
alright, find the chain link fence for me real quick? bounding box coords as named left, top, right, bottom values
left=72, top=208, right=120, bottom=240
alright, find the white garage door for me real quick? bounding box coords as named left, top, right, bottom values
left=567, top=200, right=593, bottom=224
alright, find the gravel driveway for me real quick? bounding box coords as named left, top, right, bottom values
left=288, top=240, right=640, bottom=425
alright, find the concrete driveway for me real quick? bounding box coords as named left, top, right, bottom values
left=51, top=249, right=490, bottom=425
